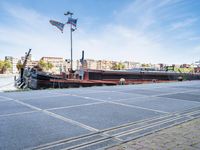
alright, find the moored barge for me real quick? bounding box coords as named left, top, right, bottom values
left=25, top=69, right=200, bottom=89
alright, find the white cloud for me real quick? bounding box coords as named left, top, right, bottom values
left=0, top=1, right=199, bottom=64
left=0, top=2, right=165, bottom=63
left=0, top=4, right=70, bottom=60
left=76, top=25, right=165, bottom=63
left=188, top=36, right=200, bottom=41
left=193, top=46, right=200, bottom=54
left=170, top=18, right=198, bottom=30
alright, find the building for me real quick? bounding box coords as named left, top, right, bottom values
left=61, top=59, right=79, bottom=72
left=21, top=54, right=32, bottom=62
left=40, top=57, right=65, bottom=74
left=181, top=64, right=190, bottom=68
left=77, top=59, right=141, bottom=71
left=27, top=60, right=39, bottom=68
left=5, top=56, right=19, bottom=74
left=194, top=67, right=200, bottom=73
left=123, top=61, right=140, bottom=69
left=96, top=60, right=115, bottom=70
left=84, top=59, right=98, bottom=70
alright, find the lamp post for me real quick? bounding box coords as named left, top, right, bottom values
left=64, top=11, right=74, bottom=72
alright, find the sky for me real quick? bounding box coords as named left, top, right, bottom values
left=0, top=0, right=200, bottom=64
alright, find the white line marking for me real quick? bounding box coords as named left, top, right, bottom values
left=0, top=111, right=38, bottom=117
left=109, top=101, right=169, bottom=114
left=39, top=136, right=109, bottom=150
left=102, top=114, right=172, bottom=132
left=116, top=116, right=186, bottom=137
left=118, top=88, right=199, bottom=97
left=154, top=96, right=200, bottom=104
left=14, top=99, right=42, bottom=111
left=68, top=94, right=106, bottom=102
left=0, top=95, right=14, bottom=100
left=46, top=102, right=105, bottom=111
left=48, top=90, right=110, bottom=96
left=0, top=96, right=42, bottom=111
left=113, top=115, right=183, bottom=136
left=114, top=88, right=200, bottom=102
left=43, top=110, right=98, bottom=132
left=67, top=138, right=113, bottom=150
left=70, top=94, right=169, bottom=114
left=19, top=94, right=70, bottom=100
left=0, top=99, right=12, bottom=102
left=0, top=95, right=99, bottom=132
left=33, top=105, right=200, bottom=150
left=33, top=134, right=102, bottom=150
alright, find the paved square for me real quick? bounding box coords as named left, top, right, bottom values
left=185, top=91, right=200, bottom=95
left=51, top=103, right=163, bottom=130
left=48, top=88, right=101, bottom=95
left=159, top=93, right=200, bottom=102
left=119, top=97, right=200, bottom=113
left=0, top=90, right=60, bottom=100
left=1, top=81, right=200, bottom=150
left=0, top=101, right=34, bottom=115
left=0, top=112, right=90, bottom=150
left=76, top=91, right=142, bottom=101
left=118, top=89, right=167, bottom=96
left=146, top=87, right=189, bottom=93
left=20, top=95, right=100, bottom=109
left=0, top=96, right=12, bottom=101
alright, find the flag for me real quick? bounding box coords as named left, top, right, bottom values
left=49, top=20, right=65, bottom=33
left=67, top=17, right=77, bottom=27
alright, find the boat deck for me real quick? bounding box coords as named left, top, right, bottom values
left=1, top=81, right=200, bottom=149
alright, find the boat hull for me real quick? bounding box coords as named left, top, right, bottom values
left=26, top=70, right=200, bottom=89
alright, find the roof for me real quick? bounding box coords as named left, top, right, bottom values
left=41, top=56, right=64, bottom=60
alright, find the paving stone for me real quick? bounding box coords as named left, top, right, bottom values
left=172, top=145, right=199, bottom=150
left=107, top=118, right=200, bottom=150
left=193, top=143, right=200, bottom=149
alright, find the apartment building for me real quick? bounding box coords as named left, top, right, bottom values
left=41, top=57, right=65, bottom=74
left=96, top=60, right=115, bottom=70
left=5, top=56, right=19, bottom=74
left=123, top=61, right=140, bottom=69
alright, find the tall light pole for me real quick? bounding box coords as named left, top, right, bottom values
left=64, top=11, right=74, bottom=72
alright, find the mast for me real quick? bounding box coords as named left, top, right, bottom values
left=64, top=11, right=74, bottom=72
left=70, top=14, right=73, bottom=71
left=17, top=48, right=32, bottom=88
left=50, top=12, right=77, bottom=74
left=21, top=48, right=31, bottom=79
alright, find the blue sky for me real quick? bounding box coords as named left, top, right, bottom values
left=0, top=0, right=200, bottom=64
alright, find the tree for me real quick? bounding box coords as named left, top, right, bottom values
left=0, top=60, right=4, bottom=73
left=0, top=60, right=4, bottom=71
left=38, top=60, right=47, bottom=71
left=141, top=64, right=150, bottom=67
left=0, top=60, right=12, bottom=73
left=38, top=60, right=53, bottom=71
left=47, top=62, right=53, bottom=70
left=112, top=62, right=125, bottom=70
left=16, top=61, right=23, bottom=71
